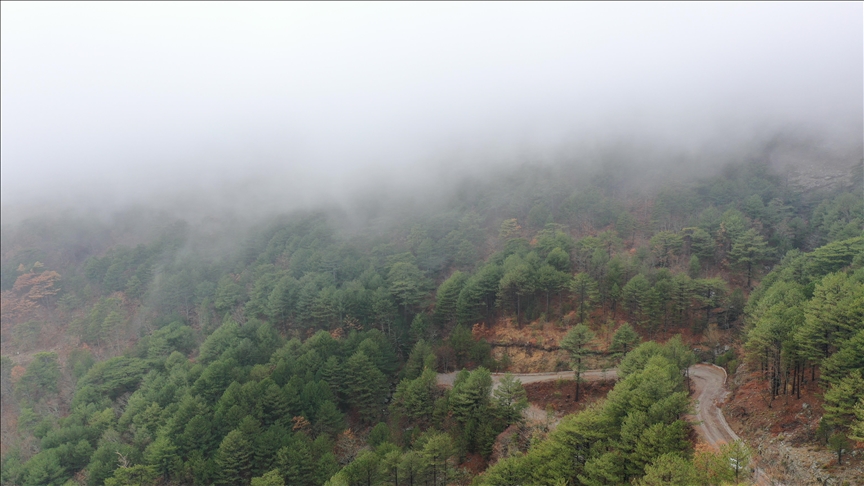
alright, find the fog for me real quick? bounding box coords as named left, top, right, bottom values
left=2, top=3, right=862, bottom=220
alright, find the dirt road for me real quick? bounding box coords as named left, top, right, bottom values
left=689, top=364, right=740, bottom=446
left=688, top=364, right=778, bottom=486
left=435, top=369, right=617, bottom=389
left=437, top=364, right=778, bottom=484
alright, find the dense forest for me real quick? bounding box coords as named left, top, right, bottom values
left=1, top=154, right=862, bottom=485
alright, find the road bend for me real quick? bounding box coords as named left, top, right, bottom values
left=437, top=363, right=779, bottom=485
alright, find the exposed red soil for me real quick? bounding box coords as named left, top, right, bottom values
left=524, top=379, right=615, bottom=415
left=725, top=369, right=826, bottom=444
left=724, top=367, right=864, bottom=484
left=461, top=453, right=489, bottom=476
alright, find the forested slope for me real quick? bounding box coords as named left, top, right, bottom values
left=1, top=155, right=862, bottom=485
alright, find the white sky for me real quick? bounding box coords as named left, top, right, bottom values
left=1, top=2, right=862, bottom=209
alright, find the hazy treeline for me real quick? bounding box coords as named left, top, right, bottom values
left=1, top=153, right=862, bottom=485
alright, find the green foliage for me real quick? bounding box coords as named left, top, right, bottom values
left=719, top=440, right=752, bottom=484
left=74, top=356, right=149, bottom=404
left=4, top=157, right=860, bottom=486
left=420, top=430, right=455, bottom=486
left=215, top=275, right=246, bottom=314
left=560, top=324, right=596, bottom=401
left=66, top=348, right=95, bottom=384
left=569, top=273, right=599, bottom=323
left=728, top=228, right=769, bottom=287
left=275, top=436, right=315, bottom=486
left=636, top=453, right=697, bottom=486
left=144, top=435, right=181, bottom=479
left=391, top=368, right=438, bottom=427
left=388, top=261, right=428, bottom=320
left=15, top=352, right=60, bottom=403
left=479, top=342, right=694, bottom=485
left=251, top=469, right=285, bottom=486
left=649, top=231, right=683, bottom=268
left=344, top=351, right=388, bottom=424
left=216, top=429, right=254, bottom=485
left=492, top=373, right=528, bottom=424
left=823, top=370, right=864, bottom=429
left=21, top=450, right=67, bottom=486
left=622, top=274, right=652, bottom=325
left=435, top=271, right=467, bottom=326
left=368, top=422, right=391, bottom=448
left=610, top=322, right=641, bottom=357
left=849, top=398, right=864, bottom=442
left=745, top=238, right=863, bottom=414
left=104, top=465, right=159, bottom=486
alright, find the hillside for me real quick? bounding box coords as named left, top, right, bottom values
left=1, top=154, right=862, bottom=485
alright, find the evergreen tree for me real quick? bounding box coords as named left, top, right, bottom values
left=216, top=429, right=254, bottom=485
left=649, top=231, right=683, bottom=268
left=399, top=450, right=427, bottom=486
left=569, top=273, right=599, bottom=323
left=344, top=351, right=388, bottom=424
left=314, top=400, right=345, bottom=437
left=403, top=339, right=436, bottom=380
left=15, top=351, right=60, bottom=403
left=434, top=271, right=467, bottom=326
left=492, top=373, right=529, bottom=424
left=560, top=324, right=596, bottom=401
left=422, top=432, right=454, bottom=486
left=497, top=254, right=536, bottom=323
left=622, top=274, right=652, bottom=326
left=251, top=469, right=285, bottom=486
left=610, top=323, right=641, bottom=358
left=388, top=262, right=427, bottom=322
left=258, top=381, right=291, bottom=427
left=144, top=435, right=181, bottom=480
left=391, top=368, right=438, bottom=426
left=343, top=449, right=380, bottom=486
left=104, top=465, right=159, bottom=486
left=276, top=437, right=315, bottom=486
left=728, top=228, right=769, bottom=288
left=823, top=370, right=864, bottom=429
left=636, top=453, right=697, bottom=486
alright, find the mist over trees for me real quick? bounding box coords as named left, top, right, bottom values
left=1, top=144, right=861, bottom=484
left=2, top=3, right=862, bottom=485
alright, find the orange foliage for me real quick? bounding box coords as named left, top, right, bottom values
left=1, top=271, right=61, bottom=324
left=292, top=415, right=311, bottom=434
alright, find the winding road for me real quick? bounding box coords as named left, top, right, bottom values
left=436, top=368, right=617, bottom=389
left=438, top=363, right=779, bottom=485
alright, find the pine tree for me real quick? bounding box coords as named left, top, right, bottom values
left=314, top=400, right=345, bottom=437
left=399, top=450, right=427, bottom=486
left=579, top=451, right=625, bottom=486
left=404, top=339, right=435, bottom=380
left=493, top=373, right=529, bottom=424
left=728, top=229, right=768, bottom=288
left=216, top=430, right=254, bottom=485
left=392, top=369, right=438, bottom=425
left=422, top=432, right=454, bottom=486
left=276, top=437, right=315, bottom=486
left=610, top=323, right=640, bottom=358
left=434, top=271, right=466, bottom=325
left=636, top=453, right=697, bottom=486
left=823, top=370, right=864, bottom=429
left=570, top=273, right=599, bottom=323
left=622, top=274, right=652, bottom=326
left=259, top=381, right=290, bottom=427
left=560, top=324, right=596, bottom=401
left=145, top=435, right=181, bottom=480
left=344, top=351, right=388, bottom=424
left=251, top=469, right=285, bottom=486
